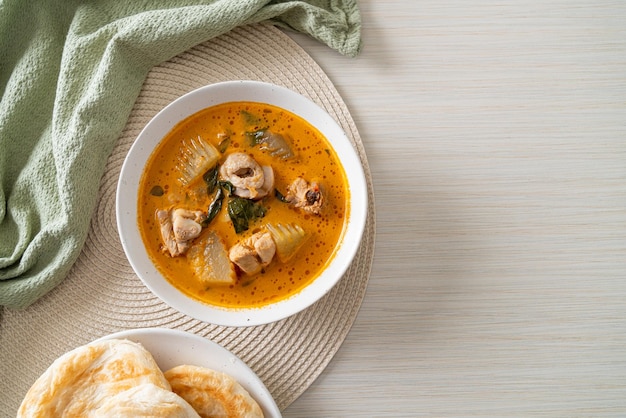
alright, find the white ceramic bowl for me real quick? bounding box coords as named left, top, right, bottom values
left=116, top=80, right=367, bottom=327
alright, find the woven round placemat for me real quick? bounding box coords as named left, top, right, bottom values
left=0, top=23, right=375, bottom=414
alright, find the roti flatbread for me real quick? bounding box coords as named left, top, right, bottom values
left=164, top=364, right=264, bottom=418
left=17, top=338, right=199, bottom=417
left=94, top=382, right=200, bottom=417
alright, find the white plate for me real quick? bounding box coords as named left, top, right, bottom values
left=116, top=80, right=368, bottom=327
left=98, top=328, right=281, bottom=417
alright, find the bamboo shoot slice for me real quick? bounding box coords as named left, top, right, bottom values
left=266, top=223, right=309, bottom=263
left=176, top=136, right=220, bottom=186
left=187, top=231, right=236, bottom=285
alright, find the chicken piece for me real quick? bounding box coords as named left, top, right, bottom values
left=258, top=165, right=275, bottom=198
left=219, top=152, right=273, bottom=199
left=228, top=231, right=276, bottom=275
left=253, top=231, right=276, bottom=265
left=285, top=177, right=324, bottom=215
left=156, top=208, right=205, bottom=257
left=156, top=210, right=177, bottom=257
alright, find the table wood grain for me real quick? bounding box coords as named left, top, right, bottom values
left=283, top=1, right=626, bottom=416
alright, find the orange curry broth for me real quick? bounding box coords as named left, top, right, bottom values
left=138, top=101, right=349, bottom=308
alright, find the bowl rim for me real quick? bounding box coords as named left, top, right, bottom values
left=116, top=80, right=368, bottom=327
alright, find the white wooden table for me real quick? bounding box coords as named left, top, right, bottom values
left=284, top=1, right=626, bottom=416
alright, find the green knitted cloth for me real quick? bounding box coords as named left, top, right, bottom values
left=0, top=0, right=361, bottom=309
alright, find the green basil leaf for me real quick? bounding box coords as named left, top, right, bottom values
left=219, top=180, right=235, bottom=195
left=274, top=188, right=289, bottom=203
left=227, top=197, right=267, bottom=234
left=202, top=187, right=224, bottom=227
left=241, top=110, right=261, bottom=127
left=203, top=166, right=219, bottom=194
left=218, top=136, right=231, bottom=153
left=150, top=185, right=164, bottom=196
left=245, top=128, right=270, bottom=147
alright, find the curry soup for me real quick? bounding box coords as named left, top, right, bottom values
left=138, top=101, right=349, bottom=308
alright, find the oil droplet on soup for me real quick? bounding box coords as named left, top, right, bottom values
left=138, top=101, right=349, bottom=308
